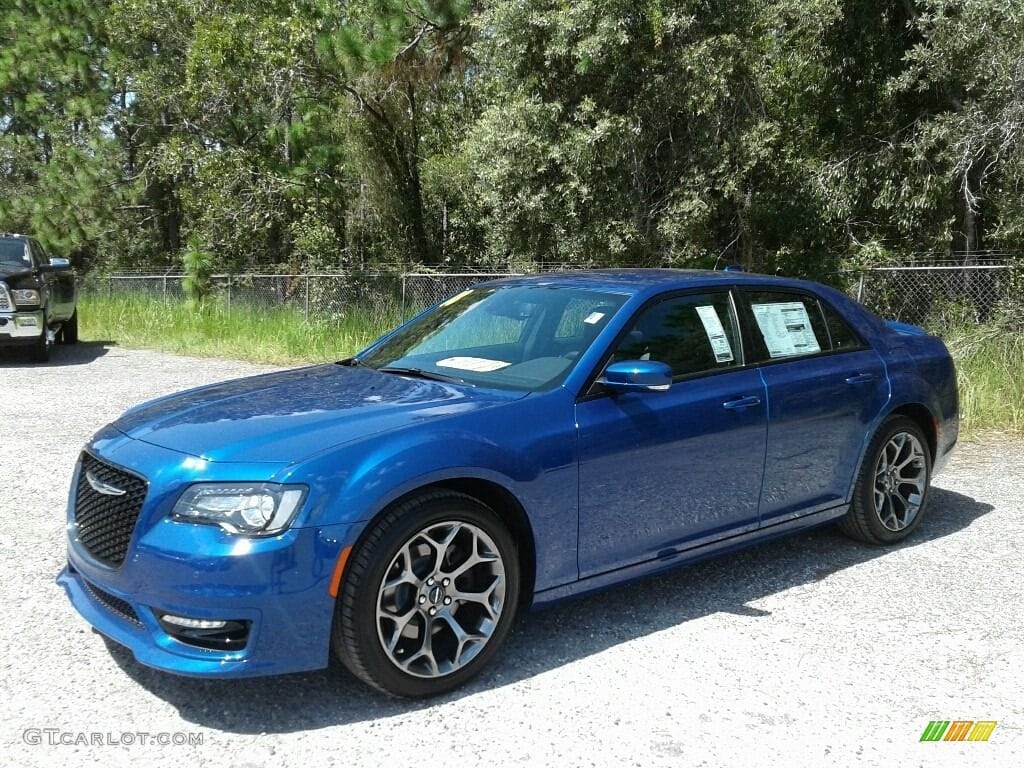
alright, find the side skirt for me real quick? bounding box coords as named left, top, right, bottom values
left=531, top=504, right=849, bottom=609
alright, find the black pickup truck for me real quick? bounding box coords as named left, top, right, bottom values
left=0, top=233, right=78, bottom=362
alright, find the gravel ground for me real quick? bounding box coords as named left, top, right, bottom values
left=1, top=342, right=1021, bottom=768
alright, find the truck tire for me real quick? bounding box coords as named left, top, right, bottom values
left=60, top=310, right=79, bottom=344
left=29, top=331, right=50, bottom=363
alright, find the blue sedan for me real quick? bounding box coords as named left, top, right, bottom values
left=58, top=269, right=958, bottom=697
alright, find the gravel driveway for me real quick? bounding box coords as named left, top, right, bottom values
left=2, top=342, right=1021, bottom=767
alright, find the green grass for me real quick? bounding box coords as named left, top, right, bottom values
left=80, top=294, right=1023, bottom=436
left=943, top=322, right=1024, bottom=437
left=79, top=294, right=406, bottom=365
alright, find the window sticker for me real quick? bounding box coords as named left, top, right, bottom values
left=695, top=305, right=735, bottom=363
left=751, top=301, right=821, bottom=358
left=436, top=356, right=511, bottom=372
left=583, top=311, right=606, bottom=325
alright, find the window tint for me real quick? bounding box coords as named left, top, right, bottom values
left=0, top=238, right=30, bottom=268
left=744, top=291, right=828, bottom=361
left=820, top=300, right=862, bottom=350
left=609, top=292, right=741, bottom=378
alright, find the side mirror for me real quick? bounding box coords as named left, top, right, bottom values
left=600, top=360, right=673, bottom=393
left=40, top=257, right=71, bottom=272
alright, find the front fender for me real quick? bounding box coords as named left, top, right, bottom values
left=279, top=391, right=580, bottom=592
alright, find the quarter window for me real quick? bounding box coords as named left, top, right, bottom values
left=820, top=300, right=863, bottom=350
left=608, top=292, right=742, bottom=378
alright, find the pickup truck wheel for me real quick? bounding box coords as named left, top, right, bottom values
left=28, top=331, right=50, bottom=363
left=838, top=416, right=932, bottom=545
left=332, top=491, right=520, bottom=698
left=60, top=310, right=79, bottom=344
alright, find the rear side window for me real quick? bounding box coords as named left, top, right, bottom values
left=820, top=300, right=863, bottom=350
left=743, top=291, right=829, bottom=362
left=609, top=292, right=742, bottom=378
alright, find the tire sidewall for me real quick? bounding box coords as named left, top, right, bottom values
left=855, top=416, right=933, bottom=543
left=339, top=495, right=520, bottom=698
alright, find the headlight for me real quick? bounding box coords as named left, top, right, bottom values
left=171, top=483, right=307, bottom=536
left=11, top=289, right=40, bottom=306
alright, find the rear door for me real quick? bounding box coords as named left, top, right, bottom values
left=737, top=289, right=890, bottom=525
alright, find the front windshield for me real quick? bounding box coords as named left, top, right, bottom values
left=0, top=238, right=30, bottom=269
left=358, top=285, right=629, bottom=391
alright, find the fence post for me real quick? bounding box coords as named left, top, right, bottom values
left=856, top=272, right=865, bottom=303
left=401, top=273, right=407, bottom=316
left=226, top=278, right=231, bottom=316
left=305, top=276, right=310, bottom=319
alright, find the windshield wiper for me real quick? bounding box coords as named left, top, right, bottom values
left=377, top=366, right=471, bottom=386
left=336, top=357, right=362, bottom=367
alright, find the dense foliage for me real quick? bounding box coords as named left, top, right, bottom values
left=2, top=0, right=1022, bottom=276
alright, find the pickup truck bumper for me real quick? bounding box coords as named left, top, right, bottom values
left=0, top=309, right=44, bottom=342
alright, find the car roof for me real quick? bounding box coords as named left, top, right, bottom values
left=476, top=268, right=823, bottom=296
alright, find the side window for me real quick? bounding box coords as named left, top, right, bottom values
left=744, top=291, right=829, bottom=362
left=819, top=300, right=863, bottom=350
left=29, top=240, right=45, bottom=267
left=609, top=292, right=741, bottom=378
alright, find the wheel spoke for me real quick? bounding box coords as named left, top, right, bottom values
left=382, top=542, right=419, bottom=590
left=450, top=577, right=504, bottom=621
left=437, top=612, right=486, bottom=667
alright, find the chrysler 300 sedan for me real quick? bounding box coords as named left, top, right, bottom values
left=58, top=269, right=958, bottom=697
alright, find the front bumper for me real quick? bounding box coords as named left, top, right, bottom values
left=59, top=517, right=354, bottom=678
left=0, top=309, right=44, bottom=341
left=58, top=436, right=357, bottom=678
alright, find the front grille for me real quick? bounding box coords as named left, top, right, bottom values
left=82, top=578, right=142, bottom=626
left=74, top=453, right=148, bottom=567
left=0, top=283, right=11, bottom=311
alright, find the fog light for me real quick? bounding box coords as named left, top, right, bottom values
left=157, top=613, right=251, bottom=651
left=161, top=614, right=227, bottom=630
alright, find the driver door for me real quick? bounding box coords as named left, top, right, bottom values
left=575, top=290, right=768, bottom=577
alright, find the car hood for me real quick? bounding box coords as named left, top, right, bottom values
left=0, top=264, right=35, bottom=282
left=113, top=364, right=526, bottom=464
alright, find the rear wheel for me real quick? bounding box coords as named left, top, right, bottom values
left=60, top=310, right=78, bottom=344
left=838, top=415, right=932, bottom=544
left=332, top=490, right=520, bottom=698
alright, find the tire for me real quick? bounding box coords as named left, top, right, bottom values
left=838, top=415, right=932, bottom=544
left=28, top=330, right=50, bottom=363
left=332, top=490, right=520, bottom=698
left=60, top=310, right=79, bottom=344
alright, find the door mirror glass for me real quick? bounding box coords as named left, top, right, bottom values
left=601, top=360, right=672, bottom=393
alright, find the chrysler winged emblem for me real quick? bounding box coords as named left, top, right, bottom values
left=86, top=470, right=127, bottom=496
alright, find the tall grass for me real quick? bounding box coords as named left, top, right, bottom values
left=79, top=294, right=405, bottom=365
left=941, top=320, right=1024, bottom=437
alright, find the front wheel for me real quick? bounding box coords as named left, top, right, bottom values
left=332, top=491, right=520, bottom=697
left=28, top=330, right=50, bottom=362
left=838, top=416, right=932, bottom=544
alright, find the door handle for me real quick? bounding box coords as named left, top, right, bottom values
left=845, top=373, right=876, bottom=384
left=722, top=395, right=761, bottom=410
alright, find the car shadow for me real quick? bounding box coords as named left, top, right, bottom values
left=0, top=340, right=115, bottom=367
left=103, top=486, right=992, bottom=733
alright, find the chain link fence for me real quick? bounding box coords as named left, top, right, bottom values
left=84, top=259, right=1021, bottom=327
left=854, top=261, right=1019, bottom=326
